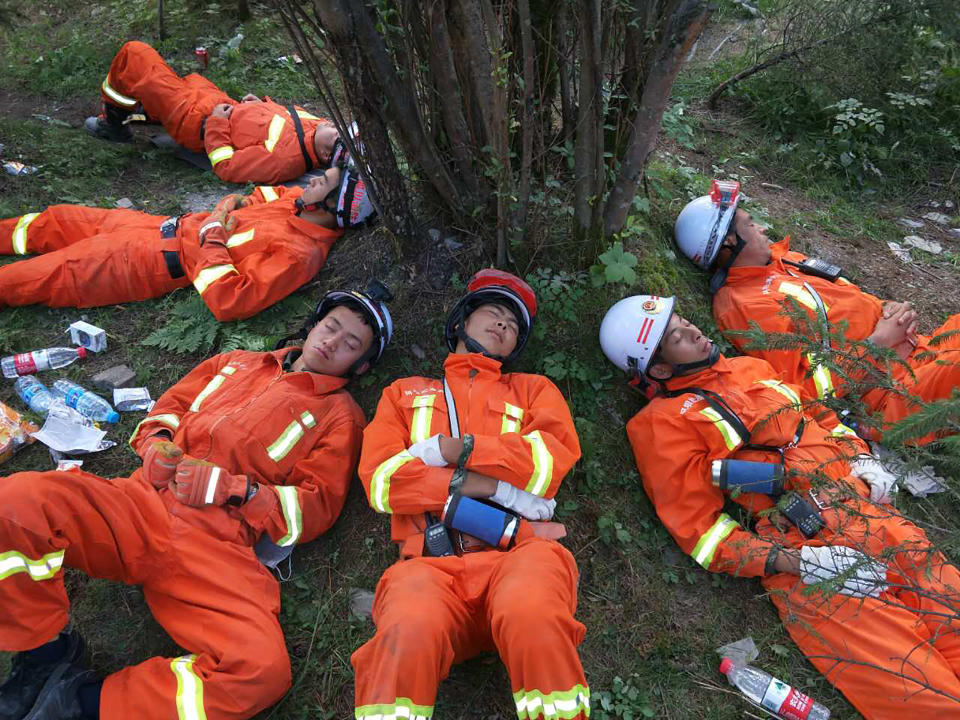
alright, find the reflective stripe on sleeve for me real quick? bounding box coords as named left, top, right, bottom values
left=189, top=366, right=236, bottom=412
left=225, top=229, right=255, bottom=248
left=691, top=513, right=739, bottom=569
left=258, top=186, right=279, bottom=202
left=267, top=420, right=305, bottom=462
left=207, top=146, right=235, bottom=166
left=0, top=549, right=65, bottom=582
left=778, top=281, right=828, bottom=312
left=192, top=264, right=238, bottom=295
left=128, top=413, right=181, bottom=447
left=369, top=450, right=416, bottom=514
left=11, top=212, right=39, bottom=255
left=522, top=430, right=553, bottom=496
left=756, top=379, right=802, bottom=408
left=264, top=114, right=285, bottom=153
left=500, top=402, right=524, bottom=434
left=355, top=698, right=433, bottom=719
left=170, top=654, right=207, bottom=720
left=830, top=423, right=859, bottom=438
left=274, top=486, right=302, bottom=547
left=806, top=354, right=836, bottom=399
left=699, top=407, right=743, bottom=451
left=514, top=684, right=591, bottom=720
left=101, top=76, right=138, bottom=107
left=409, top=394, right=437, bottom=443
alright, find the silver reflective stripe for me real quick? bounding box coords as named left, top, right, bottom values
left=128, top=413, right=181, bottom=447
left=514, top=683, right=591, bottom=719
left=189, top=367, right=235, bottom=412
left=267, top=420, right=305, bottom=462
left=0, top=549, right=65, bottom=582
left=170, top=654, right=207, bottom=720
left=500, top=402, right=524, bottom=434
left=691, top=513, right=739, bottom=569
left=203, top=467, right=221, bottom=505
left=11, top=212, right=39, bottom=255
left=274, top=486, right=302, bottom=546
left=192, top=264, right=237, bottom=295
left=264, top=114, right=285, bottom=152
left=101, top=76, right=138, bottom=107
left=226, top=229, right=255, bottom=248
left=355, top=698, right=434, bottom=719
left=207, top=146, right=235, bottom=166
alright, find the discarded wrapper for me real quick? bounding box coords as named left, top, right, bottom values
left=3, top=161, right=38, bottom=176
left=0, top=401, right=39, bottom=465
left=68, top=320, right=107, bottom=352
left=56, top=459, right=84, bottom=472
left=715, top=636, right=759, bottom=666
left=114, top=387, right=155, bottom=412
left=30, top=414, right=113, bottom=455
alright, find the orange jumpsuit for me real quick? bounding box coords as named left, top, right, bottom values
left=714, top=238, right=960, bottom=441
left=352, top=352, right=590, bottom=720
left=0, top=185, right=342, bottom=321
left=628, top=354, right=960, bottom=718
left=0, top=347, right=364, bottom=719
left=101, top=41, right=329, bottom=183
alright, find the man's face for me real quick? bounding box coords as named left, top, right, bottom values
left=313, top=124, right=340, bottom=166
left=300, top=166, right=342, bottom=209
left=460, top=303, right=520, bottom=358
left=299, top=305, right=374, bottom=376
left=717, top=209, right=772, bottom=267
left=649, top=313, right=713, bottom=378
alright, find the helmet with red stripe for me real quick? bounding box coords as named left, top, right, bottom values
left=599, top=294, right=675, bottom=377
left=445, top=269, right=537, bottom=364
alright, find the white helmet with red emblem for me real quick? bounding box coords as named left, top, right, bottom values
left=675, top=179, right=741, bottom=269
left=599, top=295, right=675, bottom=377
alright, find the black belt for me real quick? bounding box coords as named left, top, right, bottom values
left=160, top=216, right=185, bottom=279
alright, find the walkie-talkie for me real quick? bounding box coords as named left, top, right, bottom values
left=423, top=513, right=455, bottom=557
left=783, top=257, right=842, bottom=282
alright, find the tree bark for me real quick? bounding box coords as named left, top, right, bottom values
left=573, top=0, right=602, bottom=238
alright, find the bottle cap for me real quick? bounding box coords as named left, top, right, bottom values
left=719, top=657, right=734, bottom=675
left=76, top=347, right=87, bottom=359
left=106, top=411, right=120, bottom=424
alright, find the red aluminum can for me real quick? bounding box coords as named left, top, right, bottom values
left=194, top=46, right=209, bottom=68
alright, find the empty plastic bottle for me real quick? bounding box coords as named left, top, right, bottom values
left=14, top=376, right=56, bottom=415
left=720, top=659, right=830, bottom=720
left=2, top=347, right=87, bottom=378
left=51, top=379, right=119, bottom=424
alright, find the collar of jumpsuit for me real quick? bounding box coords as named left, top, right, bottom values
left=277, top=347, right=351, bottom=394
left=724, top=237, right=792, bottom=282
left=444, top=349, right=504, bottom=381
left=660, top=352, right=737, bottom=393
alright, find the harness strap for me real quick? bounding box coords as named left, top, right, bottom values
left=286, top=105, right=315, bottom=172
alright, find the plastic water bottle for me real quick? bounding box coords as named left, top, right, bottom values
left=14, top=376, right=56, bottom=415
left=720, top=659, right=830, bottom=720
left=2, top=347, right=86, bottom=378
left=51, top=380, right=119, bottom=424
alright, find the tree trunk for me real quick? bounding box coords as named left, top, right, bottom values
left=573, top=0, right=602, bottom=239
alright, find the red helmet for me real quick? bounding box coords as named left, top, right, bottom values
left=445, top=269, right=537, bottom=363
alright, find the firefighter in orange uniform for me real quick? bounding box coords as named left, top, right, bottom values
left=600, top=293, right=960, bottom=718
left=674, top=179, right=960, bottom=443
left=352, top=270, right=590, bottom=720
left=85, top=41, right=344, bottom=184
left=0, top=164, right=374, bottom=321
left=0, top=287, right=393, bottom=720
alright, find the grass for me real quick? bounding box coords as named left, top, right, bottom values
left=2, top=2, right=959, bottom=719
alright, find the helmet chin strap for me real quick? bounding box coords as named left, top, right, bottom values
left=455, top=324, right=505, bottom=362
left=709, top=232, right=747, bottom=294
left=669, top=343, right=721, bottom=376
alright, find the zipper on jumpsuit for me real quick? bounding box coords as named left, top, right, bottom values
left=205, top=357, right=285, bottom=460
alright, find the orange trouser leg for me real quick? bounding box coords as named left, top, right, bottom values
left=352, top=557, right=490, bottom=718
left=485, top=539, right=589, bottom=720
left=102, top=40, right=234, bottom=152
left=0, top=204, right=163, bottom=255
left=0, top=227, right=189, bottom=309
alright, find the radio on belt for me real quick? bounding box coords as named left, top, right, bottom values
left=68, top=321, right=107, bottom=353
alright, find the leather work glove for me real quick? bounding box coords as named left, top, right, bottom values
left=850, top=454, right=898, bottom=504
left=407, top=434, right=448, bottom=467
left=799, top=545, right=888, bottom=598
left=142, top=440, right=184, bottom=490
left=491, top=480, right=557, bottom=521
left=169, top=457, right=249, bottom=508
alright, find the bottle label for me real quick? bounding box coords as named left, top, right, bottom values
left=761, top=680, right=813, bottom=720
left=63, top=387, right=84, bottom=409
left=14, top=353, right=37, bottom=375
left=21, top=383, right=41, bottom=403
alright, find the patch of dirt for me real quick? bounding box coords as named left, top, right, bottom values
left=0, top=87, right=92, bottom=131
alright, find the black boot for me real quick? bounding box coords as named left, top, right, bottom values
left=0, top=630, right=84, bottom=720
left=83, top=103, right=132, bottom=143
left=21, top=664, right=95, bottom=720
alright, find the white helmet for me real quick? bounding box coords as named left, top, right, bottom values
left=674, top=179, right=741, bottom=269
left=599, top=295, right=675, bottom=377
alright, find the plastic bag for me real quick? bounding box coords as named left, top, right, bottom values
left=0, top=401, right=39, bottom=464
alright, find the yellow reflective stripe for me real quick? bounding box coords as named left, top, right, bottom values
left=101, top=75, right=138, bottom=107
left=699, top=407, right=743, bottom=451
left=297, top=110, right=320, bottom=121
left=221, top=366, right=236, bottom=375
left=831, top=423, right=859, bottom=438
left=170, top=654, right=207, bottom=720
left=274, top=486, right=302, bottom=547
left=189, top=367, right=235, bottom=412
left=11, top=212, right=39, bottom=255
left=806, top=354, right=835, bottom=399
left=267, top=420, right=305, bottom=462
left=264, top=114, right=285, bottom=153
left=523, top=430, right=553, bottom=496
left=756, top=379, right=802, bottom=408
left=778, top=281, right=820, bottom=312
left=0, top=549, right=65, bottom=582
left=225, top=229, right=255, bottom=248
left=207, top=146, right=235, bottom=166
left=258, top=186, right=279, bottom=202
left=691, top=513, right=739, bottom=569
left=514, top=683, right=591, bottom=720
left=301, top=411, right=316, bottom=428
left=128, top=413, right=181, bottom=447
left=409, top=394, right=437, bottom=443
left=369, top=450, right=415, bottom=514
left=355, top=698, right=433, bottom=719
left=192, top=264, right=237, bottom=295
left=500, top=402, right=524, bottom=434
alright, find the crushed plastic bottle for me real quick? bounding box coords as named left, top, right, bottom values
left=3, top=161, right=38, bottom=176
left=51, top=380, right=119, bottom=424
left=14, top=376, right=56, bottom=415
left=2, top=346, right=87, bottom=378
left=720, top=659, right=830, bottom=720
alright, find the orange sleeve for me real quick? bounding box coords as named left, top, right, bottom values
left=240, top=412, right=363, bottom=545
left=247, top=185, right=302, bottom=205
left=358, top=383, right=454, bottom=515
left=204, top=114, right=297, bottom=184
left=627, top=406, right=773, bottom=578
left=466, top=377, right=581, bottom=499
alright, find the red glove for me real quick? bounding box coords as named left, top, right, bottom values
left=169, top=457, right=249, bottom=507
left=141, top=440, right=183, bottom=490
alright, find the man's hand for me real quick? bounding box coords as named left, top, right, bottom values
left=205, top=194, right=248, bottom=236
left=211, top=103, right=234, bottom=119
left=169, top=457, right=248, bottom=507
left=773, top=548, right=801, bottom=575
left=240, top=93, right=261, bottom=103
left=869, top=305, right=917, bottom=357
left=142, top=439, right=183, bottom=490
left=460, top=471, right=498, bottom=499
left=439, top=435, right=465, bottom=465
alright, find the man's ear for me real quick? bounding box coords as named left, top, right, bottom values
left=351, top=360, right=371, bottom=377
left=647, top=362, right=673, bottom=381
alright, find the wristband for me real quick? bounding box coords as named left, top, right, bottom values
left=457, top=434, right=474, bottom=469
left=449, top=467, right=467, bottom=493
left=226, top=476, right=251, bottom=507
left=764, top=545, right=781, bottom=576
